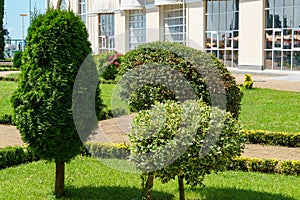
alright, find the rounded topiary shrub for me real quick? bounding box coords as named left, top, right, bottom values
left=129, top=100, right=245, bottom=199
left=13, top=51, right=22, bottom=68
left=119, top=41, right=242, bottom=118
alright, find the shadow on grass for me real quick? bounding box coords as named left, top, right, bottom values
left=188, top=186, right=296, bottom=200
left=61, top=185, right=174, bottom=200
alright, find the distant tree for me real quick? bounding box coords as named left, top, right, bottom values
left=0, top=0, right=5, bottom=59
left=12, top=9, right=102, bottom=196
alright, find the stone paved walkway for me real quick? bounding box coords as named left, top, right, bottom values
left=1, top=69, right=300, bottom=161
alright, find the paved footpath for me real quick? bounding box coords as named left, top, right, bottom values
left=1, top=69, right=300, bottom=161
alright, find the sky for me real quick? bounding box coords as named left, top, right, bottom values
left=5, top=0, right=46, bottom=39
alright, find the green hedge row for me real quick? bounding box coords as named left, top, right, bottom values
left=0, top=67, right=18, bottom=71
left=0, top=146, right=39, bottom=169
left=85, top=142, right=130, bottom=159
left=242, top=130, right=300, bottom=147
left=0, top=114, right=13, bottom=125
left=229, top=157, right=300, bottom=176
left=1, top=143, right=299, bottom=175
left=83, top=143, right=300, bottom=176
left=0, top=76, right=18, bottom=82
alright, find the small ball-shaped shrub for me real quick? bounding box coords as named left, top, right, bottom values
left=13, top=51, right=22, bottom=68
left=119, top=41, right=242, bottom=118
left=129, top=100, right=245, bottom=194
left=243, top=74, right=253, bottom=89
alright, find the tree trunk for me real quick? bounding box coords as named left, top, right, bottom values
left=56, top=0, right=62, bottom=10
left=142, top=174, right=154, bottom=200
left=55, top=161, right=65, bottom=196
left=178, top=175, right=185, bottom=200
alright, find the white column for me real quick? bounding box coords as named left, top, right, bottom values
left=238, top=0, right=264, bottom=70
left=186, top=1, right=204, bottom=50
left=146, top=5, right=160, bottom=42
left=114, top=10, right=127, bottom=53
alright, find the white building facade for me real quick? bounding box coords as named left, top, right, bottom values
left=47, top=0, right=300, bottom=71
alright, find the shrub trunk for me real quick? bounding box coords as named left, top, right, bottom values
left=178, top=175, right=185, bottom=200
left=55, top=161, right=65, bottom=196
left=142, top=174, right=154, bottom=200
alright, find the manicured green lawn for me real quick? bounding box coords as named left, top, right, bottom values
left=0, top=81, right=17, bottom=117
left=100, top=83, right=115, bottom=110
left=0, top=156, right=299, bottom=200
left=239, top=88, right=300, bottom=133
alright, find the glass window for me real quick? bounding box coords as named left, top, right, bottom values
left=129, top=10, right=146, bottom=49
left=233, top=0, right=239, bottom=11
left=205, top=0, right=239, bottom=67
left=266, top=9, right=274, bottom=28
left=266, top=0, right=274, bottom=8
left=274, top=7, right=283, bottom=28
left=226, top=12, right=233, bottom=30
left=285, top=0, right=293, bottom=7
left=79, top=0, right=86, bottom=24
left=295, top=0, right=300, bottom=5
left=264, top=0, right=300, bottom=70
left=294, top=6, right=300, bottom=28
left=284, top=7, right=293, bottom=28
left=99, top=14, right=115, bottom=53
left=294, top=30, right=300, bottom=48
left=293, top=51, right=300, bottom=70
left=227, top=0, right=233, bottom=12
left=164, top=5, right=186, bottom=44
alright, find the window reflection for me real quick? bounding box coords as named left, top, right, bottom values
left=205, top=0, right=239, bottom=67
left=265, top=0, right=300, bottom=70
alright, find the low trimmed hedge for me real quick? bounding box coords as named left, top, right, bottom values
left=0, top=114, right=13, bottom=125
left=229, top=157, right=300, bottom=176
left=1, top=143, right=299, bottom=175
left=85, top=142, right=130, bottom=159
left=0, top=76, right=18, bottom=82
left=0, top=146, right=39, bottom=169
left=243, top=130, right=300, bottom=147
left=0, top=67, right=19, bottom=71
left=80, top=143, right=300, bottom=176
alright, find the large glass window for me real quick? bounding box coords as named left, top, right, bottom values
left=79, top=0, right=87, bottom=24
left=99, top=14, right=115, bottom=53
left=205, top=0, right=239, bottom=67
left=129, top=10, right=146, bottom=49
left=164, top=5, right=186, bottom=44
left=265, top=0, right=300, bottom=70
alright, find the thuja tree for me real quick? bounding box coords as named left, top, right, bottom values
left=119, top=42, right=242, bottom=118
left=12, top=9, right=102, bottom=195
left=129, top=100, right=245, bottom=200
left=0, top=0, right=4, bottom=59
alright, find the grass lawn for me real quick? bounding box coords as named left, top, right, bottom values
left=0, top=81, right=17, bottom=117
left=100, top=84, right=116, bottom=110
left=6, top=73, right=20, bottom=79
left=0, top=156, right=299, bottom=200
left=239, top=88, right=300, bottom=133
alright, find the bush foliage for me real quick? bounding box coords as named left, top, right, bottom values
left=12, top=51, right=22, bottom=69
left=96, top=51, right=122, bottom=81
left=11, top=9, right=105, bottom=195
left=243, top=74, right=253, bottom=89
left=120, top=41, right=242, bottom=118
left=243, top=130, right=300, bottom=147
left=129, top=100, right=245, bottom=199
left=0, top=146, right=39, bottom=169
